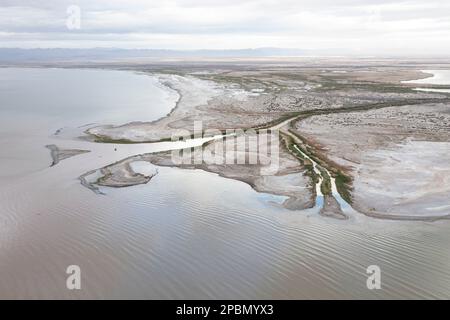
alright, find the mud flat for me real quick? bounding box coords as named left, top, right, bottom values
left=353, top=140, right=450, bottom=220
left=86, top=132, right=315, bottom=210
left=294, top=103, right=450, bottom=220
left=81, top=156, right=158, bottom=191
left=79, top=65, right=450, bottom=220
left=46, top=144, right=90, bottom=167
left=320, top=195, right=347, bottom=220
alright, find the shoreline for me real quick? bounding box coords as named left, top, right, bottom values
left=83, top=72, right=183, bottom=142
left=401, top=70, right=435, bottom=84
left=63, top=65, right=450, bottom=222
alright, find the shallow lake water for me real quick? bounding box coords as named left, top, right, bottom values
left=1, top=68, right=450, bottom=299
left=405, top=70, right=450, bottom=85
left=403, top=70, right=450, bottom=93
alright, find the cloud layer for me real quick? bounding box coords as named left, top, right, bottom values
left=1, top=0, right=449, bottom=55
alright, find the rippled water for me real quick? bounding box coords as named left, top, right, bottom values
left=1, top=68, right=450, bottom=299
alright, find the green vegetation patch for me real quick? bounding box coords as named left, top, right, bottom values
left=335, top=171, right=353, bottom=204
left=318, top=166, right=332, bottom=196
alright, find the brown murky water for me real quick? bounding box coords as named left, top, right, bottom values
left=1, top=68, right=450, bottom=299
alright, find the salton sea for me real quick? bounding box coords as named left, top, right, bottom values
left=1, top=68, right=450, bottom=299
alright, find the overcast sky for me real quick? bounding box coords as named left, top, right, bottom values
left=1, top=0, right=449, bottom=55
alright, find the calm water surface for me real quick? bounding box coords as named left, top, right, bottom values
left=1, top=68, right=450, bottom=299
left=407, top=70, right=450, bottom=85
left=403, top=69, right=450, bottom=93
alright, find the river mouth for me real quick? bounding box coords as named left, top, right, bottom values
left=292, top=144, right=356, bottom=217
left=1, top=67, right=450, bottom=299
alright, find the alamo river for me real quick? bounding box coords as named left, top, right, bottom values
left=1, top=65, right=450, bottom=299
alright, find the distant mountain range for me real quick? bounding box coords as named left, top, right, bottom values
left=0, top=47, right=317, bottom=63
